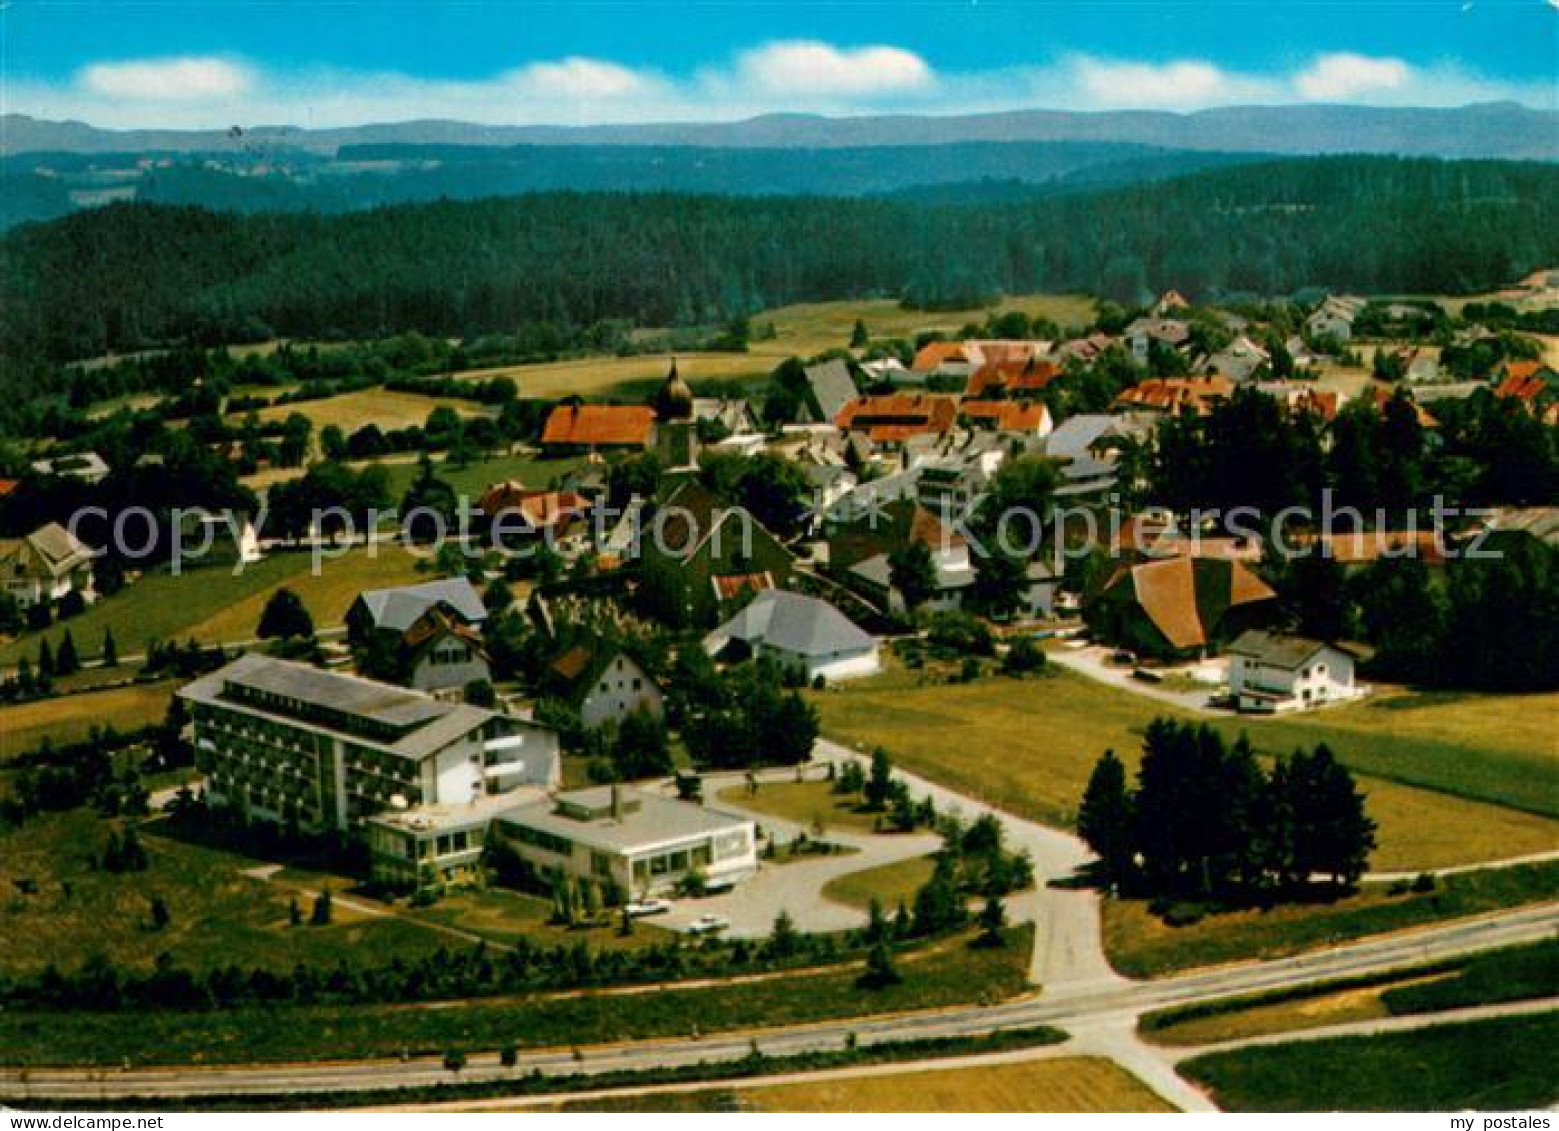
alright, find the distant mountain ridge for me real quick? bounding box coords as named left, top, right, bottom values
left=3, top=101, right=1554, bottom=159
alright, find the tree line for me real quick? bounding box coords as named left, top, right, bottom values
left=4, top=156, right=1555, bottom=390
left=1078, top=719, right=1376, bottom=904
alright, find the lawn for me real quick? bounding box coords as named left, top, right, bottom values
left=404, top=886, right=674, bottom=953
left=178, top=544, right=426, bottom=644
left=1219, top=686, right=1559, bottom=820
left=1101, top=860, right=1559, bottom=978
left=1140, top=938, right=1559, bottom=1047
left=0, top=926, right=1033, bottom=1067
left=373, top=450, right=588, bottom=500
left=0, top=810, right=456, bottom=979
left=239, top=388, right=495, bottom=434
left=1181, top=1012, right=1559, bottom=1111
left=716, top=779, right=887, bottom=836
left=0, top=546, right=426, bottom=670
left=822, top=855, right=937, bottom=912
left=730, top=1056, right=1174, bottom=1113
left=0, top=680, right=175, bottom=760
left=451, top=352, right=771, bottom=401
left=758, top=294, right=1100, bottom=360
left=813, top=667, right=1559, bottom=871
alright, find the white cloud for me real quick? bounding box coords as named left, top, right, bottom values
left=732, top=40, right=934, bottom=96
left=6, top=44, right=1549, bottom=130
left=1073, top=58, right=1256, bottom=109
left=504, top=57, right=649, bottom=100
left=79, top=57, right=251, bottom=102
left=1295, top=53, right=1410, bottom=100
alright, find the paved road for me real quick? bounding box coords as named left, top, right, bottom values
left=1046, top=641, right=1230, bottom=715
left=6, top=896, right=1552, bottom=1102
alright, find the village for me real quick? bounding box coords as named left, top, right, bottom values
left=1, top=275, right=1556, bottom=1110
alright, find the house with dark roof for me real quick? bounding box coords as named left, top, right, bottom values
left=796, top=359, right=860, bottom=426
left=347, top=577, right=487, bottom=644
left=703, top=589, right=879, bottom=683
left=637, top=481, right=795, bottom=627
left=1086, top=555, right=1278, bottom=661
left=1227, top=629, right=1361, bottom=713
left=546, top=644, right=664, bottom=731
left=0, top=522, right=95, bottom=609
left=401, top=605, right=491, bottom=697
left=826, top=499, right=974, bottom=614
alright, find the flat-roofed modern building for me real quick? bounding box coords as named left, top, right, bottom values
left=496, top=786, right=757, bottom=898
left=178, top=653, right=560, bottom=837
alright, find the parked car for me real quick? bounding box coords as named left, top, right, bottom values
left=687, top=914, right=730, bottom=935
left=625, top=898, right=672, bottom=918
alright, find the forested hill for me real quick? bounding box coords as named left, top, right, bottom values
left=3, top=155, right=1556, bottom=366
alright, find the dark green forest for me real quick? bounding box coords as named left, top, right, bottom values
left=2, top=156, right=1555, bottom=381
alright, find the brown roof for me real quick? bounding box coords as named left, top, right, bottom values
left=401, top=605, right=487, bottom=658
left=548, top=644, right=595, bottom=683
left=541, top=404, right=655, bottom=448
left=836, top=393, right=958, bottom=440
left=1115, top=375, right=1232, bottom=416
left=959, top=400, right=1051, bottom=434
left=911, top=341, right=977, bottom=372
left=712, top=571, right=775, bottom=601
left=967, top=358, right=1060, bottom=398
left=0, top=479, right=18, bottom=498
left=1103, top=555, right=1275, bottom=651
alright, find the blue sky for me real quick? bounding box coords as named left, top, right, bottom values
left=2, top=1, right=1554, bottom=127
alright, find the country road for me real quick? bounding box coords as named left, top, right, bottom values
left=4, top=896, right=1553, bottom=1102
left=4, top=736, right=1554, bottom=1109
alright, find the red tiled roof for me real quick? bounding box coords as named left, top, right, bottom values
left=1115, top=375, right=1232, bottom=416
left=836, top=393, right=959, bottom=439
left=911, top=341, right=976, bottom=373
left=967, top=358, right=1060, bottom=398
left=959, top=400, right=1052, bottom=433
left=1494, top=361, right=1556, bottom=406
left=0, top=479, right=19, bottom=498
left=711, top=571, right=775, bottom=601
left=541, top=404, right=655, bottom=448
left=1103, top=555, right=1275, bottom=651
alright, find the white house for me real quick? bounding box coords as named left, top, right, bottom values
left=0, top=522, right=95, bottom=608
left=1306, top=295, right=1366, bottom=343
left=703, top=589, right=880, bottom=684
left=1226, top=630, right=1361, bottom=713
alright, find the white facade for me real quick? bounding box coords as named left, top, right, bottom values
left=1228, top=640, right=1360, bottom=713
left=759, top=638, right=881, bottom=683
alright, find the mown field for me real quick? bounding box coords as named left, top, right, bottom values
left=822, top=855, right=938, bottom=912
left=238, top=388, right=495, bottom=433
left=0, top=926, right=1033, bottom=1067
left=716, top=780, right=885, bottom=836
left=0, top=546, right=425, bottom=670
left=1181, top=1012, right=1559, bottom=1112
left=1140, top=938, right=1559, bottom=1046
left=812, top=666, right=1559, bottom=870
left=0, top=680, right=176, bottom=759
left=594, top=1056, right=1175, bottom=1113
left=1102, top=860, right=1559, bottom=978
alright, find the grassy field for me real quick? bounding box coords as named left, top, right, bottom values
left=759, top=294, right=1099, bottom=360
left=717, top=780, right=886, bottom=836
left=238, top=388, right=495, bottom=433
left=1140, top=938, right=1559, bottom=1046
left=0, top=681, right=175, bottom=760
left=452, top=352, right=772, bottom=401
left=1181, top=1012, right=1559, bottom=1111
left=0, top=926, right=1033, bottom=1067
left=442, top=293, right=1099, bottom=402
left=695, top=1056, right=1174, bottom=1113
left=178, top=544, right=426, bottom=644
left=813, top=667, right=1559, bottom=870
left=0, top=546, right=427, bottom=670
left=822, top=855, right=938, bottom=912
left=1141, top=973, right=1442, bottom=1046
left=0, top=811, right=457, bottom=979
left=1225, top=686, right=1559, bottom=820
left=1102, top=860, right=1559, bottom=979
